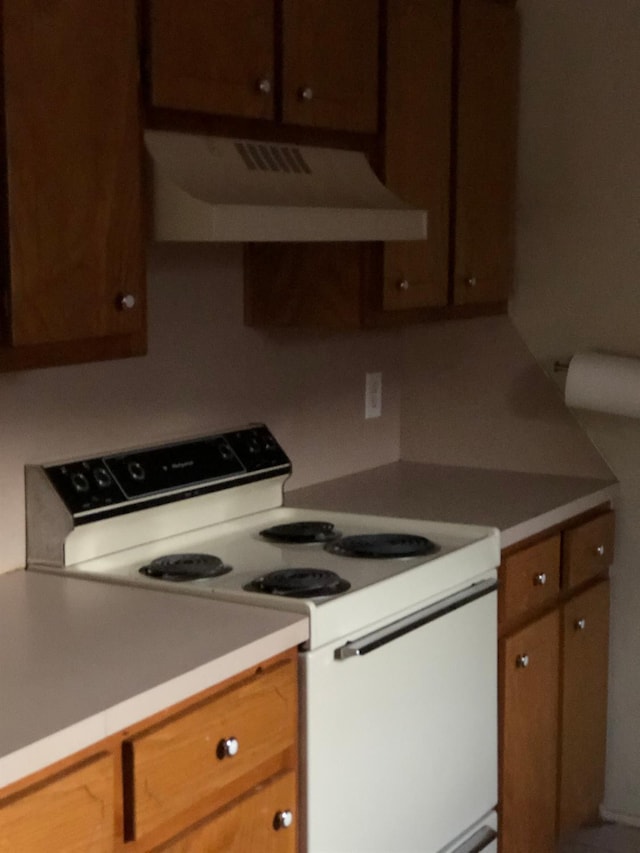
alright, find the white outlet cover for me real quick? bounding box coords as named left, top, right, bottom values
left=365, top=372, right=382, bottom=419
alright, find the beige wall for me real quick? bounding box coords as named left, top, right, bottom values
left=0, top=244, right=402, bottom=574
left=511, top=0, right=640, bottom=823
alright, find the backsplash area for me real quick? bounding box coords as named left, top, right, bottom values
left=0, top=244, right=402, bottom=574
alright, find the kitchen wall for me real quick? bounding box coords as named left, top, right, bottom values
left=0, top=243, right=402, bottom=574
left=511, top=0, right=640, bottom=825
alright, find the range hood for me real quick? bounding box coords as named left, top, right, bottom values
left=145, top=131, right=427, bottom=243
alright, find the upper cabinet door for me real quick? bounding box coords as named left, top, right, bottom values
left=2, top=0, right=145, bottom=348
left=453, top=0, right=519, bottom=307
left=148, top=0, right=275, bottom=119
left=282, top=0, right=380, bottom=133
left=382, top=0, right=452, bottom=312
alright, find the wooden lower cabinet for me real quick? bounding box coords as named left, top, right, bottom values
left=151, top=770, right=297, bottom=853
left=0, top=649, right=298, bottom=853
left=558, top=580, right=610, bottom=834
left=500, top=609, right=560, bottom=853
left=499, top=508, right=613, bottom=851
left=0, top=753, right=115, bottom=852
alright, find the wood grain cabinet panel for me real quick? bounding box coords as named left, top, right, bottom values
left=500, top=609, right=560, bottom=853
left=0, top=754, right=114, bottom=852
left=453, top=0, right=519, bottom=308
left=382, top=0, right=452, bottom=313
left=0, top=0, right=145, bottom=354
left=562, top=510, right=615, bottom=591
left=500, top=534, right=561, bottom=628
left=126, top=656, right=297, bottom=841
left=282, top=0, right=379, bottom=133
left=152, top=770, right=297, bottom=853
left=558, top=580, right=610, bottom=834
left=148, top=0, right=275, bottom=120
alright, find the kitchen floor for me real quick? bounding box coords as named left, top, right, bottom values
left=558, top=823, right=640, bottom=852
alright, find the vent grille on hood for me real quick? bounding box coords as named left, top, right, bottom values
left=235, top=141, right=312, bottom=175
left=145, top=131, right=427, bottom=243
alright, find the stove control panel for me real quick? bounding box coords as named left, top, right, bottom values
left=42, top=424, right=291, bottom=519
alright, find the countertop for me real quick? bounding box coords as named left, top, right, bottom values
left=286, top=461, right=618, bottom=548
left=0, top=570, right=308, bottom=789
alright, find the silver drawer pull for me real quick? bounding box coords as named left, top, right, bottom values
left=273, top=810, right=294, bottom=830
left=596, top=544, right=605, bottom=556
left=216, top=737, right=239, bottom=759
left=575, top=618, right=586, bottom=631
left=533, top=572, right=547, bottom=586
left=516, top=653, right=529, bottom=668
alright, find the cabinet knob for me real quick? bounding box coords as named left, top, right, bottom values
left=117, top=293, right=136, bottom=311
left=464, top=276, right=478, bottom=288
left=256, top=77, right=272, bottom=95
left=516, top=653, right=529, bottom=669
left=575, top=618, right=586, bottom=631
left=273, top=810, right=294, bottom=831
left=298, top=86, right=314, bottom=102
left=596, top=544, right=605, bottom=556
left=533, top=572, right=547, bottom=586
left=216, top=737, right=239, bottom=759
left=397, top=279, right=410, bottom=291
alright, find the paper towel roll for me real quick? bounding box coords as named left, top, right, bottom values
left=565, top=351, right=640, bottom=418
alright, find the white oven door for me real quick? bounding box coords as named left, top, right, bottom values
left=300, top=578, right=497, bottom=853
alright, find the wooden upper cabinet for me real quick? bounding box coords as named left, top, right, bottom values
left=452, top=0, right=519, bottom=307
left=148, top=0, right=276, bottom=120
left=383, top=0, right=452, bottom=312
left=1, top=0, right=145, bottom=351
left=281, top=0, right=379, bottom=133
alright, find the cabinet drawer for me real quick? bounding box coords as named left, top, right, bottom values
left=501, top=535, right=561, bottom=626
left=0, top=754, right=114, bottom=852
left=126, top=658, right=297, bottom=840
left=152, top=770, right=297, bottom=852
left=562, top=511, right=615, bottom=590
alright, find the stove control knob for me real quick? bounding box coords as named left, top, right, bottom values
left=70, top=472, right=90, bottom=493
left=127, top=461, right=145, bottom=482
left=216, top=737, right=239, bottom=759
left=273, top=810, right=294, bottom=831
left=93, top=467, right=112, bottom=488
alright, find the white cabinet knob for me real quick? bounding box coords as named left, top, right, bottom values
left=465, top=276, right=478, bottom=288
left=398, top=279, right=410, bottom=291
left=299, top=86, right=314, bottom=101
left=575, top=618, right=586, bottom=631
left=533, top=572, right=547, bottom=586
left=216, top=737, right=239, bottom=759
left=516, top=653, right=529, bottom=669
left=596, top=545, right=605, bottom=556
left=256, top=77, right=272, bottom=95
left=117, top=293, right=136, bottom=311
left=273, top=810, right=294, bottom=830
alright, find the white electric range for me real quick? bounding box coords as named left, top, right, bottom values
left=26, top=423, right=500, bottom=853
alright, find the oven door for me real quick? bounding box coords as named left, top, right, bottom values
left=299, top=578, right=498, bottom=853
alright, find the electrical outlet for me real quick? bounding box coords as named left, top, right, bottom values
left=365, top=372, right=382, bottom=419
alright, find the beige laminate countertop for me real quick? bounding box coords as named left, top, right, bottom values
left=286, top=462, right=618, bottom=548
left=0, top=570, right=308, bottom=789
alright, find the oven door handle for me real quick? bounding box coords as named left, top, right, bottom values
left=447, top=824, right=498, bottom=853
left=334, top=577, right=497, bottom=660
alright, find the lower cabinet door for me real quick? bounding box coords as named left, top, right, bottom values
left=558, top=579, right=610, bottom=833
left=500, top=608, right=560, bottom=853
left=0, top=754, right=114, bottom=852
left=152, top=771, right=297, bottom=853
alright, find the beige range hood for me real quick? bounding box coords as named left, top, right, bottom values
left=145, top=130, right=427, bottom=243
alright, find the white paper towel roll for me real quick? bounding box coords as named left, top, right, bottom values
left=565, top=351, right=640, bottom=418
